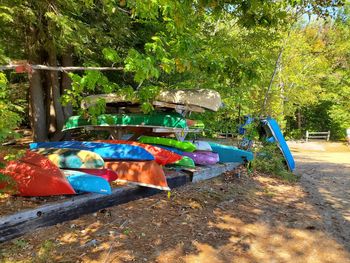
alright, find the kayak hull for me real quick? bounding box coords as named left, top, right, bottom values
left=97, top=140, right=182, bottom=165
left=30, top=141, right=154, bottom=161
left=139, top=136, right=196, bottom=152
left=182, top=151, right=219, bottom=165
left=208, top=142, right=254, bottom=163
left=105, top=160, right=169, bottom=190
left=34, top=148, right=104, bottom=169
left=262, top=118, right=295, bottom=172
left=63, top=170, right=112, bottom=195
left=0, top=151, right=75, bottom=196
left=67, top=168, right=118, bottom=182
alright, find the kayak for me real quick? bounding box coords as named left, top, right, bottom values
left=105, top=160, right=170, bottom=190
left=0, top=151, right=75, bottom=196
left=185, top=140, right=212, bottom=151
left=155, top=89, right=222, bottom=112
left=182, top=151, right=219, bottom=165
left=139, top=136, right=196, bottom=152
left=261, top=117, right=295, bottom=172
left=30, top=141, right=154, bottom=161
left=208, top=142, right=254, bottom=163
left=186, top=119, right=205, bottom=129
left=34, top=148, right=104, bottom=169
left=149, top=145, right=184, bottom=155
left=63, top=170, right=112, bottom=195
left=67, top=168, right=118, bottom=182
left=96, top=140, right=182, bottom=165
left=62, top=112, right=188, bottom=131
left=172, top=156, right=195, bottom=168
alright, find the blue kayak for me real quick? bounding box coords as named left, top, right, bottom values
left=63, top=170, right=112, bottom=195
left=262, top=118, right=295, bottom=172
left=30, top=141, right=154, bottom=161
left=208, top=142, right=254, bottom=163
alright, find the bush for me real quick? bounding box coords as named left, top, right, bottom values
left=251, top=143, right=298, bottom=182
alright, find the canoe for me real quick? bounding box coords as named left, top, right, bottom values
left=105, top=160, right=170, bottom=191
left=208, top=142, right=254, bottom=163
left=0, top=151, right=75, bottom=196
left=63, top=170, right=112, bottom=195
left=62, top=112, right=188, bottom=131
left=185, top=140, right=212, bottom=151
left=172, top=156, right=195, bottom=168
left=139, top=136, right=196, bottom=152
left=155, top=89, right=222, bottom=112
left=97, top=140, right=182, bottom=165
left=182, top=151, right=219, bottom=165
left=81, top=89, right=222, bottom=112
left=30, top=141, right=154, bottom=161
left=33, top=148, right=104, bottom=169
left=261, top=118, right=295, bottom=172
left=81, top=93, right=138, bottom=109
left=67, top=168, right=118, bottom=182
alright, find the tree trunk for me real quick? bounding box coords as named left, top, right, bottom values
left=61, top=51, right=73, bottom=119
left=297, top=108, right=302, bottom=129
left=48, top=44, right=65, bottom=141
left=28, top=27, right=48, bottom=142
left=28, top=69, right=48, bottom=141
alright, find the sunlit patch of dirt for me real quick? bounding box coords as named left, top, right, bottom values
left=1, top=162, right=350, bottom=262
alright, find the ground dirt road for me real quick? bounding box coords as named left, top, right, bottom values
left=1, top=142, right=350, bottom=263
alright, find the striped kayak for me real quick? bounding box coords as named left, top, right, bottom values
left=0, top=151, right=75, bottom=196
left=105, top=160, right=170, bottom=191
left=63, top=112, right=188, bottom=131
left=182, top=151, right=219, bottom=165
left=63, top=170, right=112, bottom=195
left=208, top=142, right=254, bottom=163
left=34, top=148, right=104, bottom=169
left=67, top=168, right=118, bottom=182
left=97, top=140, right=182, bottom=165
left=139, top=136, right=196, bottom=152
left=30, top=141, right=154, bottom=161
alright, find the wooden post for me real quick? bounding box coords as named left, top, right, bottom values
left=306, top=130, right=309, bottom=142
left=327, top=131, right=330, bottom=141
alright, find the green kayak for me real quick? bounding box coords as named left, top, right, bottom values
left=63, top=112, right=188, bottom=131
left=139, top=136, right=196, bottom=152
left=172, top=156, right=195, bottom=168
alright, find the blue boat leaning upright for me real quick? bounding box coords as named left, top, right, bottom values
left=261, top=117, right=295, bottom=172
left=30, top=141, right=154, bottom=161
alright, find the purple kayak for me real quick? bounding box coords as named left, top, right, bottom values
left=182, top=151, right=219, bottom=165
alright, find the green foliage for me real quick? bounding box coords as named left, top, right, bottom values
left=252, top=144, right=298, bottom=182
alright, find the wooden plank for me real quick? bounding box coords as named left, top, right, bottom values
left=190, top=163, right=240, bottom=182
left=0, top=172, right=190, bottom=243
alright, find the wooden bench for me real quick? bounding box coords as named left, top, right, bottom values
left=306, top=130, right=330, bottom=142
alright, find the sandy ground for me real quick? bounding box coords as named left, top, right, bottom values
left=0, top=142, right=350, bottom=262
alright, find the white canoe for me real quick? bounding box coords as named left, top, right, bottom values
left=81, top=89, right=222, bottom=112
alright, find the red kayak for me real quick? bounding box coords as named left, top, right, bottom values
left=67, top=168, right=118, bottom=182
left=97, top=140, right=182, bottom=165
left=0, top=151, right=76, bottom=196
left=105, top=160, right=170, bottom=190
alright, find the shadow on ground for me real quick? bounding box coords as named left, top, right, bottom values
left=1, top=158, right=350, bottom=263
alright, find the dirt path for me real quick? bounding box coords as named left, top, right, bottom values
left=1, top=143, right=350, bottom=262
left=290, top=142, right=350, bottom=251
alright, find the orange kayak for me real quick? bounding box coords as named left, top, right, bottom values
left=0, top=151, right=76, bottom=196
left=105, top=160, right=169, bottom=190
left=97, top=140, right=182, bottom=165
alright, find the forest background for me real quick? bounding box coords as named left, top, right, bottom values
left=0, top=0, right=349, bottom=142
